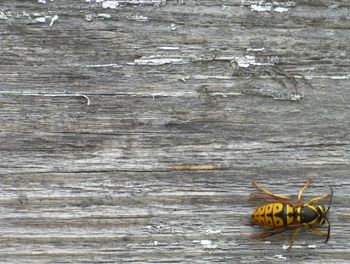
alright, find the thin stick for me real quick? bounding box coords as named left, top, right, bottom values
left=0, top=91, right=91, bottom=105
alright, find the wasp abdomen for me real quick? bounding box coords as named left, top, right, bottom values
left=252, top=202, right=294, bottom=227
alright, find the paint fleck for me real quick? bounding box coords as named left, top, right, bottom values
left=235, top=55, right=256, bottom=68
left=85, top=14, right=95, bottom=22
left=247, top=47, right=265, bottom=51
left=274, top=255, right=287, bottom=261
left=22, top=11, right=31, bottom=18
left=201, top=240, right=212, bottom=245
left=170, top=23, right=177, bottom=31
left=158, top=47, right=179, bottom=50
left=308, top=244, right=318, bottom=248
left=242, top=1, right=295, bottom=12
left=274, top=7, right=289, bottom=13
left=0, top=11, right=7, bottom=20
left=200, top=240, right=218, bottom=249
left=206, top=228, right=222, bottom=235
left=250, top=3, right=272, bottom=12
left=36, top=17, right=46, bottom=23
left=134, top=56, right=187, bottom=66
left=97, top=13, right=112, bottom=19
left=102, top=1, right=119, bottom=9
left=132, top=15, right=149, bottom=21
left=38, top=0, right=46, bottom=3
left=50, top=15, right=58, bottom=26
left=234, top=55, right=275, bottom=68
left=86, top=63, right=121, bottom=68
left=282, top=244, right=302, bottom=250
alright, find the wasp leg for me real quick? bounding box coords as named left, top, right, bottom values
left=287, top=227, right=301, bottom=252
left=305, top=193, right=331, bottom=205
left=297, top=176, right=312, bottom=205
left=253, top=181, right=291, bottom=201
left=305, top=225, right=328, bottom=237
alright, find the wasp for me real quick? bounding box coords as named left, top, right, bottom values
left=251, top=176, right=333, bottom=251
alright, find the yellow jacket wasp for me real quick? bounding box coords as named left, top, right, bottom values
left=251, top=176, right=333, bottom=251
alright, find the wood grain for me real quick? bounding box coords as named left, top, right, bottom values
left=0, top=0, right=349, bottom=263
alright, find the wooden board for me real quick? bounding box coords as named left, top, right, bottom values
left=0, top=0, right=349, bottom=263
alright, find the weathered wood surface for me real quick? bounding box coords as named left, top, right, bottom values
left=0, top=0, right=349, bottom=263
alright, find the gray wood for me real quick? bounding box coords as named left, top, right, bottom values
left=0, top=0, right=349, bottom=263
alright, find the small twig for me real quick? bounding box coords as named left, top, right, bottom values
left=0, top=91, right=91, bottom=105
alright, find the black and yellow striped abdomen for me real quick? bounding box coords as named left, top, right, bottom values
left=252, top=202, right=294, bottom=227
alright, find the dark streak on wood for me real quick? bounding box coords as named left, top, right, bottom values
left=0, top=0, right=349, bottom=263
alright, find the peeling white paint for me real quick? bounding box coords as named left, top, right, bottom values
left=132, top=15, right=149, bottom=21
left=86, top=63, right=121, bottom=68
left=38, top=0, right=54, bottom=3
left=192, top=75, right=233, bottom=80
left=308, top=244, right=318, bottom=248
left=200, top=240, right=212, bottom=245
left=102, top=1, right=119, bottom=9
left=274, top=255, right=287, bottom=261
left=134, top=56, right=187, bottom=66
left=235, top=55, right=255, bottom=68
left=233, top=55, right=278, bottom=68
left=285, top=94, right=301, bottom=101
left=89, top=0, right=166, bottom=5
left=36, top=17, right=46, bottom=23
left=22, top=11, right=30, bottom=18
left=85, top=14, right=95, bottom=22
left=282, top=1, right=296, bottom=7
left=97, top=13, right=112, bottom=19
left=50, top=15, right=58, bottom=26
left=234, top=55, right=274, bottom=68
left=0, top=11, right=8, bottom=20
left=242, top=1, right=295, bottom=13
left=206, top=92, right=242, bottom=98
left=199, top=240, right=218, bottom=249
left=206, top=228, right=222, bottom=235
left=251, top=3, right=272, bottom=12
left=246, top=47, right=265, bottom=51
left=157, top=47, right=180, bottom=50
left=282, top=244, right=302, bottom=250
left=274, top=7, right=289, bottom=13
left=305, top=75, right=350, bottom=80
left=170, top=23, right=177, bottom=31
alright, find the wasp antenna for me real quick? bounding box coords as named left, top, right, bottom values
left=327, top=186, right=334, bottom=212
left=325, top=186, right=333, bottom=243
left=325, top=218, right=331, bottom=243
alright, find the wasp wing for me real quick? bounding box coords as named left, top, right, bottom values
left=251, top=224, right=301, bottom=239
left=248, top=191, right=293, bottom=205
